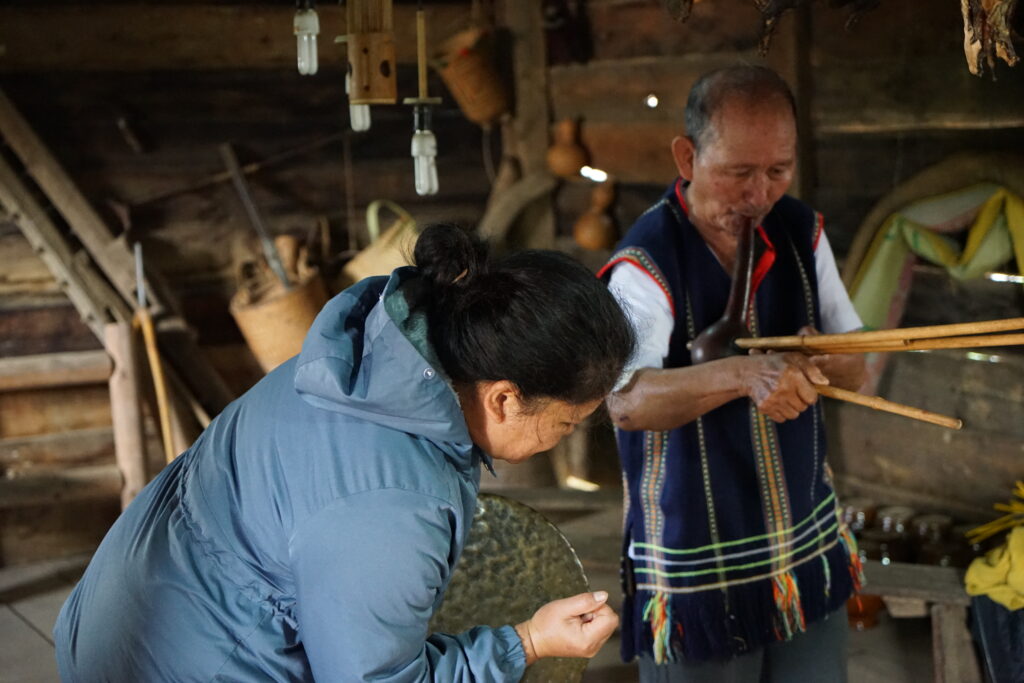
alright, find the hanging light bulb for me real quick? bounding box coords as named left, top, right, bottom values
left=411, top=105, right=438, bottom=196
left=346, top=71, right=371, bottom=132
left=294, top=2, right=320, bottom=75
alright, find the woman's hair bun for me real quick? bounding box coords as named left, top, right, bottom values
left=413, top=223, right=489, bottom=289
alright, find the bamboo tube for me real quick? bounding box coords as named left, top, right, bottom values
left=737, top=317, right=1024, bottom=351
left=779, top=332, right=1024, bottom=356
left=814, top=385, right=963, bottom=430
left=416, top=9, right=428, bottom=99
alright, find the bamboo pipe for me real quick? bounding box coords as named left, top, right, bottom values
left=750, top=332, right=1024, bottom=356
left=814, top=385, right=963, bottom=430
left=736, top=317, right=1024, bottom=351
left=416, top=8, right=428, bottom=99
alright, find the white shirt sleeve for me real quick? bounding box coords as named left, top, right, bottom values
left=607, top=263, right=675, bottom=391
left=814, top=230, right=863, bottom=334
left=607, top=226, right=860, bottom=393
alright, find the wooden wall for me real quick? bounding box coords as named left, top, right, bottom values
left=0, top=0, right=1022, bottom=563
left=0, top=2, right=497, bottom=565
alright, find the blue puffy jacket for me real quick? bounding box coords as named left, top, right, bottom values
left=54, top=269, right=527, bottom=682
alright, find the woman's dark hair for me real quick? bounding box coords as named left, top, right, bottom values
left=685, top=65, right=797, bottom=154
left=412, top=223, right=635, bottom=407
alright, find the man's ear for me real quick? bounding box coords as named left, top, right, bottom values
left=479, top=380, right=522, bottom=424
left=671, top=135, right=696, bottom=181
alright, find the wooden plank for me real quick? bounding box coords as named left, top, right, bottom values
left=0, top=350, right=111, bottom=392
left=0, top=153, right=129, bottom=340
left=0, top=385, right=112, bottom=440
left=0, top=501, right=118, bottom=567
left=0, top=427, right=114, bottom=472
left=862, top=560, right=970, bottom=607
left=931, top=603, right=983, bottom=683
left=0, top=88, right=174, bottom=316
left=0, top=88, right=235, bottom=417
left=585, top=0, right=762, bottom=60
left=0, top=464, right=121, bottom=509
left=0, top=4, right=470, bottom=72
left=829, top=347, right=1024, bottom=512
left=104, top=323, right=149, bottom=508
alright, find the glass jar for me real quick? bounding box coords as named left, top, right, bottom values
left=859, top=528, right=911, bottom=566
left=841, top=497, right=878, bottom=535
left=878, top=506, right=917, bottom=536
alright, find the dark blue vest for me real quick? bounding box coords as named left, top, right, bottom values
left=600, top=180, right=859, bottom=663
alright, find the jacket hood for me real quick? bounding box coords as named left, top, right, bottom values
left=294, top=268, right=480, bottom=469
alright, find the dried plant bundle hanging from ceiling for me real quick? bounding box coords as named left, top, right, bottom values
left=961, top=0, right=1021, bottom=77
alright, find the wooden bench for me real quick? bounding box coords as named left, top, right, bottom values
left=863, top=560, right=982, bottom=683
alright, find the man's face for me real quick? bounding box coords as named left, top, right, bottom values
left=679, top=96, right=797, bottom=237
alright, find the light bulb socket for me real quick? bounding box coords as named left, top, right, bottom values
left=413, top=105, right=432, bottom=133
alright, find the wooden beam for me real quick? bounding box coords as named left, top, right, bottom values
left=0, top=427, right=114, bottom=471
left=0, top=88, right=234, bottom=416
left=0, top=4, right=470, bottom=72
left=0, top=152, right=131, bottom=339
left=0, top=464, right=121, bottom=509
left=0, top=350, right=111, bottom=392
left=502, top=0, right=555, bottom=250
left=0, top=89, right=177, bottom=317
left=105, top=323, right=149, bottom=508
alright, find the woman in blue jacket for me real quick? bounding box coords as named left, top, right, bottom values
left=54, top=223, right=636, bottom=682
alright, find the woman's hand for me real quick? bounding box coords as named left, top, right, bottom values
left=514, top=591, right=618, bottom=665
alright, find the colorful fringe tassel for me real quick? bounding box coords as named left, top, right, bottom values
left=821, top=554, right=832, bottom=598
left=642, top=592, right=673, bottom=664
left=772, top=571, right=807, bottom=640
left=838, top=525, right=864, bottom=592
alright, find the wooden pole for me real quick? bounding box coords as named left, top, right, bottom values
left=736, top=317, right=1024, bottom=351
left=104, top=323, right=148, bottom=508
left=134, top=311, right=176, bottom=463
left=815, top=384, right=963, bottom=430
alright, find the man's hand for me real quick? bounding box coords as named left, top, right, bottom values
left=799, top=325, right=867, bottom=392
left=514, top=591, right=618, bottom=665
left=743, top=351, right=828, bottom=422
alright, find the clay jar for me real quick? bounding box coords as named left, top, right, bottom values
left=573, top=180, right=617, bottom=251
left=547, top=118, right=588, bottom=178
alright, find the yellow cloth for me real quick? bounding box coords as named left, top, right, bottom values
left=849, top=184, right=1024, bottom=330
left=965, top=526, right=1024, bottom=611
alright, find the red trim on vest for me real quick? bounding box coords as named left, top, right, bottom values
left=598, top=256, right=676, bottom=317
left=750, top=226, right=776, bottom=300
left=675, top=178, right=775, bottom=307
left=813, top=212, right=824, bottom=250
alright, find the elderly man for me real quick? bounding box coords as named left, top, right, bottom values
left=598, top=65, right=866, bottom=682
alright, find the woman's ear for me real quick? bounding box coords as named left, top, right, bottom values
left=671, top=135, right=696, bottom=181
left=479, top=380, right=522, bottom=424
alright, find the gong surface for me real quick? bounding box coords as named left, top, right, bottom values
left=429, top=493, right=590, bottom=682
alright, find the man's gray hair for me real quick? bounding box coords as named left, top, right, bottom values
left=684, top=65, right=797, bottom=153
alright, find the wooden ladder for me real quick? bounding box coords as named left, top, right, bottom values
left=0, top=88, right=234, bottom=507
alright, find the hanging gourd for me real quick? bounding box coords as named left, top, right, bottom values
left=546, top=118, right=588, bottom=179
left=573, top=179, right=617, bottom=251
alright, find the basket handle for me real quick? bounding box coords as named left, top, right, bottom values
left=366, top=200, right=414, bottom=246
